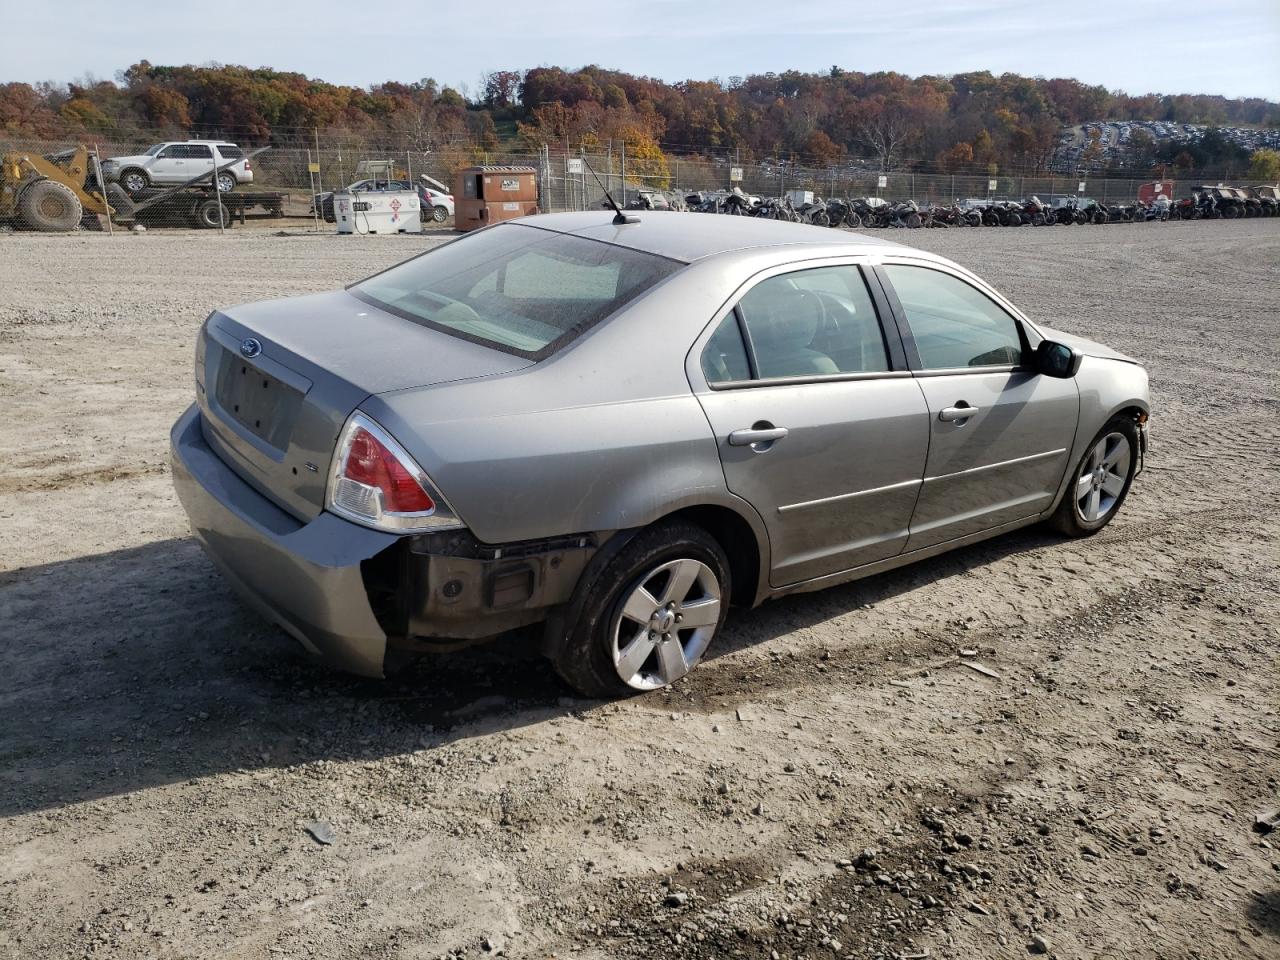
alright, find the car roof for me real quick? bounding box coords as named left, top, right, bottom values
left=522, top=211, right=901, bottom=264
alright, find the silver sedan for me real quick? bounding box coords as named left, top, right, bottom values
left=170, top=212, right=1150, bottom=696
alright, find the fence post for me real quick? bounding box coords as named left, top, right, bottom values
left=620, top=140, right=626, bottom=206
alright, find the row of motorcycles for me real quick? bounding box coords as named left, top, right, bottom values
left=670, top=187, right=1277, bottom=228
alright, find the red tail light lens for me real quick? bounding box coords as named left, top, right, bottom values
left=343, top=426, right=435, bottom=513
left=326, top=412, right=462, bottom=532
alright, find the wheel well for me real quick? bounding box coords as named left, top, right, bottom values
left=1114, top=404, right=1148, bottom=425
left=666, top=505, right=761, bottom=607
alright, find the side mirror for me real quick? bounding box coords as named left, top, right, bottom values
left=1036, top=340, right=1082, bottom=378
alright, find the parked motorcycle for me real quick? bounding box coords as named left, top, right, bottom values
left=794, top=197, right=831, bottom=227
left=1020, top=196, right=1053, bottom=226
left=1081, top=198, right=1108, bottom=224
left=824, top=198, right=861, bottom=228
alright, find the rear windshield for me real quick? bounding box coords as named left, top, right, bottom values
left=350, top=224, right=682, bottom=359
left=216, top=144, right=244, bottom=158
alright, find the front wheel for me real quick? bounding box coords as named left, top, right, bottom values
left=431, top=205, right=448, bottom=223
left=119, top=169, right=149, bottom=194
left=1047, top=417, right=1139, bottom=537
left=553, top=521, right=731, bottom=698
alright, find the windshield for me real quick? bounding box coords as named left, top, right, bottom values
left=351, top=224, right=682, bottom=359
left=145, top=144, right=165, bottom=156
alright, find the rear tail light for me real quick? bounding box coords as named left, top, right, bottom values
left=244, top=159, right=252, bottom=170
left=326, top=412, right=462, bottom=532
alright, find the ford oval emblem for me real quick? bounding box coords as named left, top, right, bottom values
left=239, top=337, right=262, bottom=359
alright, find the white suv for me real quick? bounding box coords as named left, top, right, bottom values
left=102, top=141, right=254, bottom=194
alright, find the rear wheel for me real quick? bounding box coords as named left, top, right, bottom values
left=215, top=172, right=236, bottom=193
left=18, top=179, right=83, bottom=231
left=553, top=521, right=731, bottom=698
left=431, top=204, right=448, bottom=223
left=1048, top=417, right=1139, bottom=537
left=195, top=198, right=231, bottom=229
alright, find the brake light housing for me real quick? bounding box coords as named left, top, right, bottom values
left=326, top=412, right=462, bottom=532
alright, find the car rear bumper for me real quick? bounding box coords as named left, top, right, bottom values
left=170, top=403, right=397, bottom=677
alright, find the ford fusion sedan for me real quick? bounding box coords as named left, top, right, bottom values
left=170, top=212, right=1150, bottom=697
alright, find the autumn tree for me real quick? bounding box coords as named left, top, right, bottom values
left=1247, top=148, right=1280, bottom=181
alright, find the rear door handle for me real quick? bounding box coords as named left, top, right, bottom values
left=939, top=404, right=980, bottom=422
left=728, top=426, right=789, bottom=446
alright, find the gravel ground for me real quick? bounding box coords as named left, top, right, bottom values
left=1, top=220, right=1278, bottom=960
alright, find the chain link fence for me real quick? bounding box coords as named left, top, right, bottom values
left=0, top=126, right=1231, bottom=230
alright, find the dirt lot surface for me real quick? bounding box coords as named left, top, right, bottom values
left=2, top=220, right=1278, bottom=960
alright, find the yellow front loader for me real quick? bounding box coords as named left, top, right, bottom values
left=0, top=145, right=117, bottom=231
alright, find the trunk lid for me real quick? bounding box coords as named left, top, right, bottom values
left=196, top=290, right=530, bottom=521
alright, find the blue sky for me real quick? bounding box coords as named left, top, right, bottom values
left=9, top=0, right=1279, bottom=101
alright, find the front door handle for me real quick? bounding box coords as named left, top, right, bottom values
left=939, top=404, right=980, bottom=422
left=728, top=426, right=789, bottom=447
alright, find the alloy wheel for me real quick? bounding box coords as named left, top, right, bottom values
left=611, top=558, right=721, bottom=690
left=1074, top=431, right=1131, bottom=523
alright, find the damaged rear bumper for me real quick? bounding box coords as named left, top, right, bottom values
left=171, top=404, right=396, bottom=676
left=171, top=405, right=600, bottom=676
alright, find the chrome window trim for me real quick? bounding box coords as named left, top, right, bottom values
left=911, top=365, right=1032, bottom=378
left=707, top=369, right=914, bottom=390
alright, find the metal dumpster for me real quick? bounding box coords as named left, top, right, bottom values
left=454, top=165, right=538, bottom=232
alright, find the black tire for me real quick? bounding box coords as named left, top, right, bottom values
left=119, top=168, right=149, bottom=194
left=215, top=172, right=236, bottom=194
left=18, top=179, right=83, bottom=232
left=195, top=199, right=231, bottom=229
left=1223, top=204, right=1239, bottom=219
left=553, top=520, right=731, bottom=699
left=431, top=205, right=448, bottom=223
left=1047, top=416, right=1140, bottom=537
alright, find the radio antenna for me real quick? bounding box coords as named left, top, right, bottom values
left=581, top=155, right=638, bottom=224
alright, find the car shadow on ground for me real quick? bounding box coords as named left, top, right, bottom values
left=0, top=523, right=1064, bottom=820
left=1246, top=888, right=1280, bottom=941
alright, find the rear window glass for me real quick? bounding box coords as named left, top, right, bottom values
left=351, top=224, right=681, bottom=359
left=216, top=144, right=244, bottom=158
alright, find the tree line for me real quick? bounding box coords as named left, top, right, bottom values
left=2, top=62, right=1277, bottom=179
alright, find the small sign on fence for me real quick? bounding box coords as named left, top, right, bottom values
left=729, top=166, right=743, bottom=182
left=566, top=158, right=584, bottom=174
left=877, top=175, right=888, bottom=189
left=1078, top=181, right=1087, bottom=193
left=307, top=162, right=320, bottom=174
left=988, top=179, right=998, bottom=191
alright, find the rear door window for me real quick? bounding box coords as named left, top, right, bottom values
left=737, top=266, right=890, bottom=379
